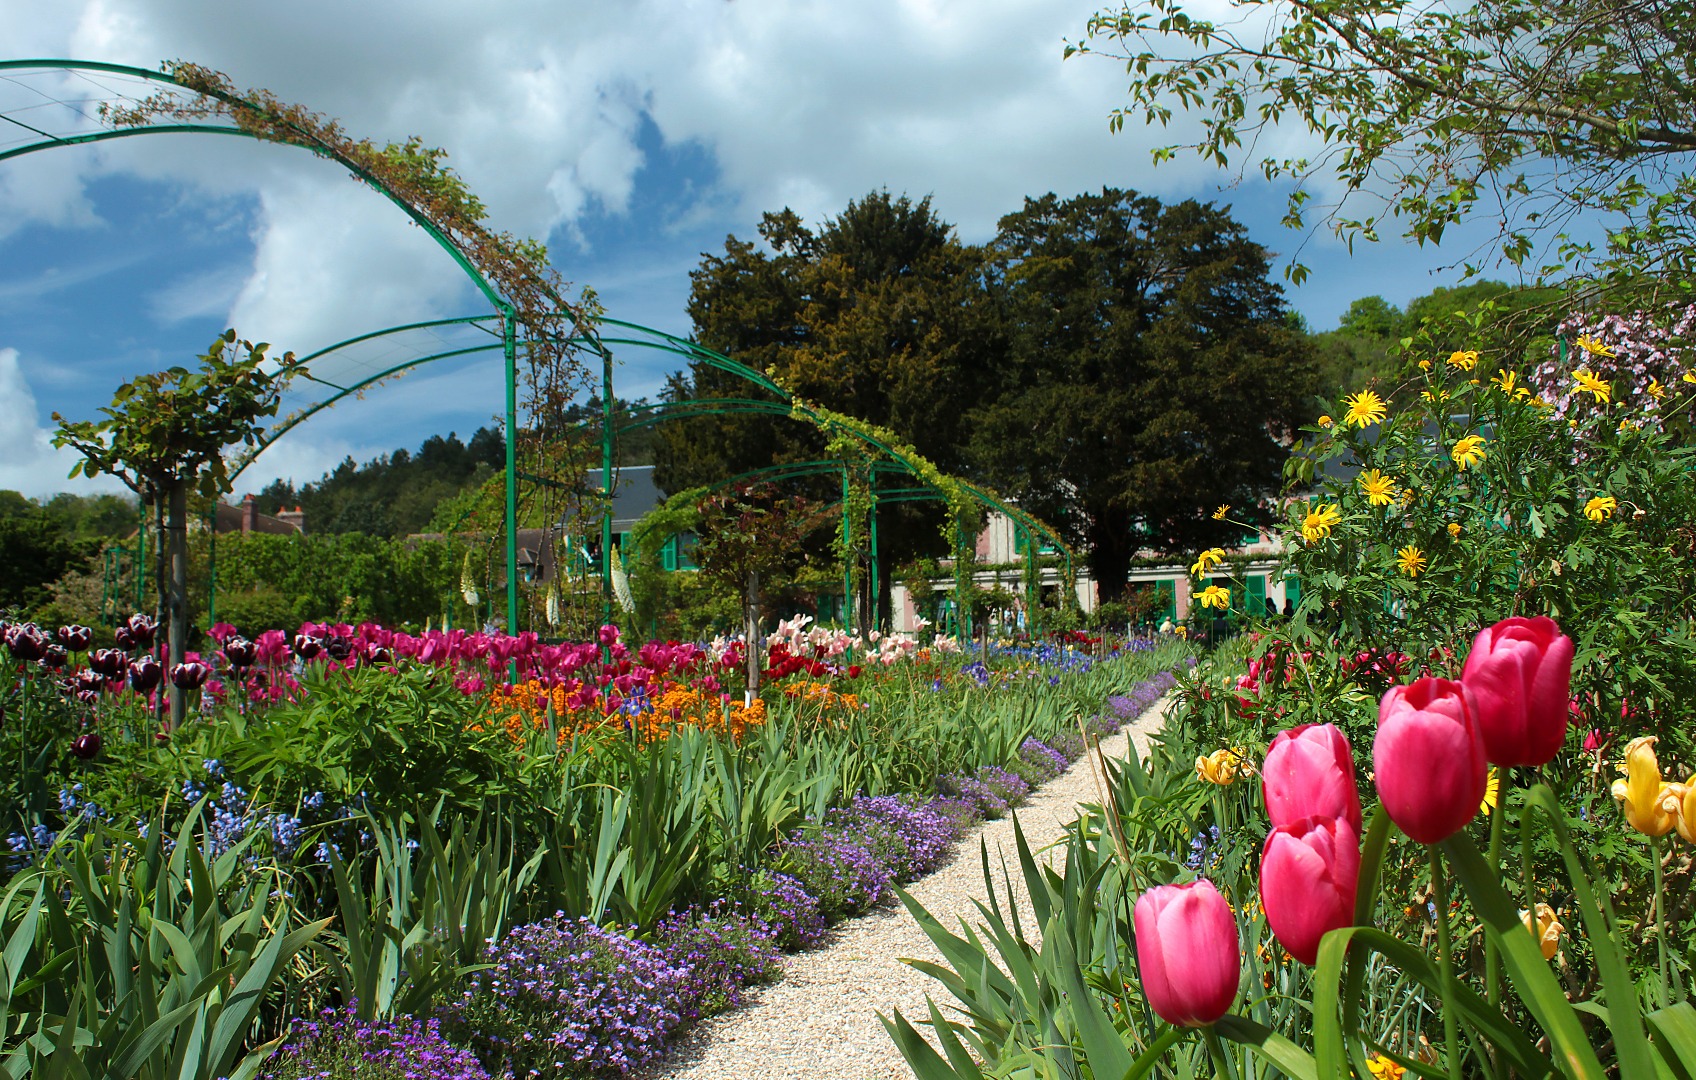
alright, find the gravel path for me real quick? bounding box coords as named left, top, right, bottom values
left=637, top=694, right=1174, bottom=1080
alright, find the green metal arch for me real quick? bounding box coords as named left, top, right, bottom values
left=0, top=60, right=506, bottom=311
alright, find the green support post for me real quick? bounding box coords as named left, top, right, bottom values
left=135, top=494, right=146, bottom=611
left=601, top=346, right=615, bottom=629
left=841, top=466, right=853, bottom=634
left=868, top=478, right=880, bottom=633
left=503, top=309, right=520, bottom=635
left=207, top=505, right=217, bottom=627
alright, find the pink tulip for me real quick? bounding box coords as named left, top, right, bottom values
left=1375, top=678, right=1488, bottom=843
left=1260, top=815, right=1360, bottom=965
left=1133, top=880, right=1241, bottom=1027
left=1460, top=616, right=1575, bottom=766
left=1262, top=723, right=1361, bottom=831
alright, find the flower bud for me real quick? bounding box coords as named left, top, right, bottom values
left=1260, top=815, right=1360, bottom=965
left=1133, top=880, right=1241, bottom=1027
left=1461, top=616, right=1575, bottom=767
left=1262, top=723, right=1361, bottom=830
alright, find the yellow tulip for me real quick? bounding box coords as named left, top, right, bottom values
left=1612, top=736, right=1679, bottom=836
left=1519, top=903, right=1564, bottom=960
left=1663, top=777, right=1696, bottom=844
left=1195, top=749, right=1241, bottom=785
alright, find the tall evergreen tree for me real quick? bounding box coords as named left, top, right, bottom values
left=967, top=188, right=1315, bottom=601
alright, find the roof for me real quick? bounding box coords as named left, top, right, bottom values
left=566, top=465, right=668, bottom=533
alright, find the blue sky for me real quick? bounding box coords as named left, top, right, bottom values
left=0, top=1, right=1512, bottom=499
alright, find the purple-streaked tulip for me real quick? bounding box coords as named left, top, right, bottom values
left=91, top=648, right=128, bottom=678
left=170, top=661, right=211, bottom=690
left=70, top=733, right=102, bottom=759
left=128, top=658, right=162, bottom=693
left=1261, top=723, right=1361, bottom=831
left=1133, top=880, right=1241, bottom=1027
left=222, top=637, right=257, bottom=669
left=124, top=614, right=157, bottom=650
left=41, top=644, right=67, bottom=670
left=292, top=634, right=323, bottom=661
left=1375, top=678, right=1488, bottom=844
left=56, top=625, right=93, bottom=652
left=5, top=623, right=46, bottom=662
left=1261, top=815, right=1361, bottom=965
left=1460, top=616, right=1575, bottom=767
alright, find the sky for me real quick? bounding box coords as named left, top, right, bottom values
left=0, top=0, right=1507, bottom=500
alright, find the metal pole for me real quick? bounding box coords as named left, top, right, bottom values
left=841, top=465, right=853, bottom=633
left=868, top=477, right=880, bottom=632
left=135, top=493, right=146, bottom=611
left=207, top=504, right=217, bottom=628
left=503, top=309, right=520, bottom=635
left=601, top=347, right=615, bottom=629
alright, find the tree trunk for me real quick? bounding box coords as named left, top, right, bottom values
left=1087, top=516, right=1135, bottom=606
left=744, top=568, right=761, bottom=706
left=167, top=479, right=188, bottom=729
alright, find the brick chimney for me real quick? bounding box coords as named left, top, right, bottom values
left=276, top=506, right=306, bottom=534
left=241, top=493, right=257, bottom=534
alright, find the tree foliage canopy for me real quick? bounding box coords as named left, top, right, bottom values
left=1071, top=0, right=1696, bottom=297
left=967, top=189, right=1315, bottom=600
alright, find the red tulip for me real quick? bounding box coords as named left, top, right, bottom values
left=1374, top=678, right=1488, bottom=843
left=1260, top=815, right=1360, bottom=965
left=1460, top=616, right=1575, bottom=767
left=1132, top=880, right=1241, bottom=1027
left=1262, top=723, right=1361, bottom=830
left=70, top=733, right=102, bottom=760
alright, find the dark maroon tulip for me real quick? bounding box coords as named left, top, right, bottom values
left=124, top=615, right=157, bottom=649
left=91, top=648, right=128, bottom=678
left=75, top=689, right=99, bottom=706
left=128, top=658, right=162, bottom=693
left=223, top=636, right=257, bottom=669
left=170, top=661, right=210, bottom=690
left=325, top=637, right=352, bottom=663
left=70, top=733, right=102, bottom=759
left=41, top=644, right=68, bottom=670
left=114, top=626, right=135, bottom=651
left=56, top=625, right=93, bottom=652
left=366, top=645, right=394, bottom=666
left=74, top=669, right=103, bottom=695
left=5, top=623, right=46, bottom=662
left=292, top=634, right=323, bottom=660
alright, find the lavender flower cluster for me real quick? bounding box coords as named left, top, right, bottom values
left=260, top=1004, right=491, bottom=1080
left=441, top=914, right=690, bottom=1079
left=739, top=868, right=828, bottom=951
left=827, top=795, right=961, bottom=882
left=933, top=763, right=1031, bottom=821
left=1016, top=738, right=1070, bottom=784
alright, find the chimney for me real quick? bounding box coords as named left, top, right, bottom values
left=277, top=506, right=306, bottom=534
left=241, top=493, right=257, bottom=534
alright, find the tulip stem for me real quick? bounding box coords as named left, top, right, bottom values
left=1430, top=847, right=1464, bottom=1080
left=1652, top=832, right=1670, bottom=1009
left=1485, top=767, right=1504, bottom=1015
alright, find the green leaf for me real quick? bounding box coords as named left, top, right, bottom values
left=1215, top=1015, right=1319, bottom=1080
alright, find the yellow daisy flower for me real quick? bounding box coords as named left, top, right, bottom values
left=1573, top=369, right=1612, bottom=403
left=1317, top=414, right=1334, bottom=428
left=1492, top=369, right=1531, bottom=399
left=1190, top=547, right=1226, bottom=577
left=1619, top=418, right=1639, bottom=434
left=1357, top=469, right=1397, bottom=507
left=1683, top=372, right=1696, bottom=385
left=1648, top=378, right=1667, bottom=401
left=1195, top=585, right=1232, bottom=610
left=1366, top=1053, right=1407, bottom=1079
left=1448, top=349, right=1479, bottom=371
left=1421, top=388, right=1451, bottom=403
left=1301, top=504, right=1343, bottom=543
left=1576, top=335, right=1615, bottom=359
left=1343, top=389, right=1388, bottom=428
left=1212, top=504, right=1230, bottom=521
left=1585, top=494, right=1617, bottom=522
left=1447, top=522, right=1462, bottom=538
left=1481, top=766, right=1500, bottom=814
left=1451, top=435, right=1487, bottom=471
left=1396, top=545, right=1427, bottom=577
left=1417, top=359, right=1432, bottom=371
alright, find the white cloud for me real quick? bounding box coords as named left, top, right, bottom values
left=0, top=348, right=127, bottom=498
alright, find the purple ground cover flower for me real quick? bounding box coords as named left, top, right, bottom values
left=776, top=829, right=893, bottom=920
left=739, top=868, right=828, bottom=951
left=828, top=794, right=962, bottom=882
left=260, top=1003, right=490, bottom=1080
left=655, top=902, right=782, bottom=1018
left=1016, top=738, right=1070, bottom=783
left=441, top=914, right=689, bottom=1078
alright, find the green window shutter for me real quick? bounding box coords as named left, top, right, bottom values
left=1284, top=576, right=1300, bottom=606
left=662, top=536, right=677, bottom=572
left=678, top=534, right=697, bottom=570
left=1153, top=580, right=1176, bottom=623
left=1246, top=574, right=1266, bottom=616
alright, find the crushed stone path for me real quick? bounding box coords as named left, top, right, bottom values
left=636, top=693, right=1175, bottom=1080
